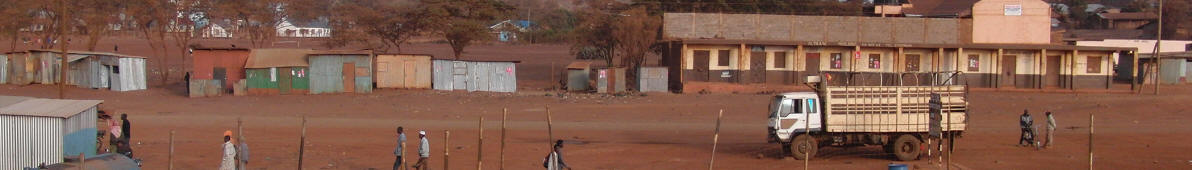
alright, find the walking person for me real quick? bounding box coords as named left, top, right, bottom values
left=121, top=114, right=131, bottom=142
left=220, top=131, right=237, bottom=170
left=393, top=127, right=407, bottom=170
left=107, top=114, right=122, bottom=153
left=1045, top=112, right=1056, bottom=148
left=239, top=136, right=250, bottom=170
left=413, top=130, right=430, bottom=170
left=543, top=140, right=571, bottom=170
left=1018, top=110, right=1035, bottom=147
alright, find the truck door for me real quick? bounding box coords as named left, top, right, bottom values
left=805, top=98, right=822, bottom=131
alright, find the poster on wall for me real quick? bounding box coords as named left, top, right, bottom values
left=1004, top=4, right=1023, bottom=16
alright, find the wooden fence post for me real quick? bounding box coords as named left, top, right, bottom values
left=169, top=130, right=175, bottom=170
left=444, top=130, right=451, bottom=170
left=708, top=109, right=723, bottom=170
left=1089, top=113, right=1094, bottom=170
left=500, top=109, right=507, bottom=170
left=546, top=106, right=553, bottom=147
left=478, top=116, right=484, bottom=170
left=299, top=116, right=306, bottom=170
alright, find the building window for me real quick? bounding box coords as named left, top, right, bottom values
left=1087, top=56, right=1102, bottom=73
left=868, top=54, right=881, bottom=69
left=830, top=53, right=843, bottom=69
left=905, top=54, right=921, bottom=72
left=717, top=50, right=731, bottom=67
left=773, top=52, right=787, bottom=69
left=967, top=55, right=980, bottom=72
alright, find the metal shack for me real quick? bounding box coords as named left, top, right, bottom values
left=596, top=68, right=626, bottom=93
left=375, top=54, right=432, bottom=89
left=190, top=48, right=251, bottom=97
left=432, top=60, right=518, bottom=92
left=25, top=50, right=65, bottom=85
left=638, top=67, right=669, bottom=92
left=4, top=52, right=27, bottom=85
left=0, top=96, right=102, bottom=170
left=308, top=51, right=373, bottom=94
left=244, top=49, right=313, bottom=95
left=564, top=61, right=591, bottom=91
left=0, top=53, right=7, bottom=84
left=56, top=50, right=149, bottom=91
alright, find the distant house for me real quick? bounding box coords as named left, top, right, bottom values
left=277, top=18, right=331, bottom=38
left=1097, top=12, right=1157, bottom=30
left=201, top=21, right=235, bottom=38
left=489, top=20, right=532, bottom=42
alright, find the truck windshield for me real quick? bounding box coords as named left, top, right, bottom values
left=773, top=98, right=800, bottom=117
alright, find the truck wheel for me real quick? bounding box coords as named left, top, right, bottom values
left=893, top=134, right=922, bottom=161
left=789, top=134, right=817, bottom=160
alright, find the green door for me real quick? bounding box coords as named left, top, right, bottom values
left=278, top=67, right=293, bottom=94
left=291, top=67, right=309, bottom=92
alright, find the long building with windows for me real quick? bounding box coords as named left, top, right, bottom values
left=659, top=0, right=1137, bottom=93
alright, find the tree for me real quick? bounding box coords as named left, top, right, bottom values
left=612, top=6, right=660, bottom=71
left=0, top=0, right=39, bottom=52
left=78, top=0, right=120, bottom=51
left=127, top=0, right=173, bottom=85
left=420, top=0, right=513, bottom=59
left=324, top=0, right=431, bottom=53
left=571, top=0, right=617, bottom=66
left=209, top=0, right=284, bottom=48
left=169, top=0, right=211, bottom=79
left=1158, top=0, right=1192, bottom=39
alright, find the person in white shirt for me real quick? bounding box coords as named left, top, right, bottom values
left=220, top=131, right=237, bottom=170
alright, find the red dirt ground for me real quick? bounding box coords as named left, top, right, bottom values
left=2, top=38, right=1191, bottom=169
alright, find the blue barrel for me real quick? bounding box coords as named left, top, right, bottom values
left=888, top=163, right=909, bottom=170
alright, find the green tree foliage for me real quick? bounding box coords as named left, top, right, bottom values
left=419, top=0, right=514, bottom=59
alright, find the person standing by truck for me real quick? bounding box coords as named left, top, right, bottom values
left=1019, top=110, right=1036, bottom=147
left=1045, top=112, right=1056, bottom=148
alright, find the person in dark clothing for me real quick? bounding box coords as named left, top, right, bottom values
left=1018, top=110, right=1036, bottom=147
left=116, top=140, right=133, bottom=157
left=121, top=114, right=131, bottom=142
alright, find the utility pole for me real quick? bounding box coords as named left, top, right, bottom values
left=57, top=0, right=69, bottom=99
left=1152, top=0, right=1164, bottom=95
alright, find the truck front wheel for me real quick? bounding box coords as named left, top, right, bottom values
left=789, top=134, right=817, bottom=160
left=892, top=134, right=922, bottom=161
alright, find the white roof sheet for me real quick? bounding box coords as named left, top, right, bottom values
left=0, top=98, right=103, bottom=118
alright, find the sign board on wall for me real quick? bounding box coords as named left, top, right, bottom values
left=1004, top=4, right=1023, bottom=16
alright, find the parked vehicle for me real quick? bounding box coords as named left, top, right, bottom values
left=767, top=76, right=968, bottom=161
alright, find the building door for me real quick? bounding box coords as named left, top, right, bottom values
left=213, top=67, right=227, bottom=89
left=403, top=59, right=417, bottom=87
left=1001, top=55, right=1016, bottom=88
left=343, top=63, right=355, bottom=93
left=805, top=53, right=820, bottom=79
left=1045, top=55, right=1061, bottom=88
left=278, top=67, right=293, bottom=95
left=692, top=50, right=710, bottom=82
left=750, top=51, right=767, bottom=84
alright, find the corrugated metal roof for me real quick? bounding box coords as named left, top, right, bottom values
left=307, top=50, right=372, bottom=55
left=26, top=49, right=148, bottom=59
left=1098, top=12, right=1157, bottom=20
left=245, top=48, right=314, bottom=68
left=566, top=61, right=591, bottom=70
left=902, top=0, right=979, bottom=17
left=674, top=39, right=1137, bottom=51
left=0, top=96, right=33, bottom=108
left=0, top=99, right=103, bottom=118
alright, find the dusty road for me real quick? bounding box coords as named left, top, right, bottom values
left=2, top=84, right=1191, bottom=170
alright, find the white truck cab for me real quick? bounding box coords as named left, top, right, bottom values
left=767, top=92, right=823, bottom=143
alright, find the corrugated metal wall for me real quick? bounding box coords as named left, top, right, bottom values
left=597, top=68, right=625, bottom=93
left=112, top=58, right=147, bottom=91
left=309, top=55, right=372, bottom=94
left=62, top=107, right=97, bottom=158
left=638, top=67, right=669, bottom=92
left=1, top=54, right=8, bottom=84
left=1, top=116, right=65, bottom=170
left=432, top=60, right=516, bottom=92
left=432, top=60, right=453, bottom=90
left=375, top=55, right=432, bottom=89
